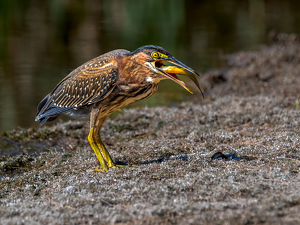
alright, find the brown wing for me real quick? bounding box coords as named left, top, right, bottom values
left=52, top=62, right=117, bottom=108
left=51, top=50, right=129, bottom=108
left=35, top=49, right=130, bottom=124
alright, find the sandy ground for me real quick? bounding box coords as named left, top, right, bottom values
left=1, top=33, right=300, bottom=224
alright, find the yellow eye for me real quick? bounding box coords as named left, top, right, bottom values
left=152, top=52, right=159, bottom=58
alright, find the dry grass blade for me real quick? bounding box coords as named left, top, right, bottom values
left=180, top=139, right=195, bottom=151
left=130, top=152, right=151, bottom=165
left=38, top=156, right=60, bottom=170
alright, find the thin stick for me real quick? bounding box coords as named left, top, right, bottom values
left=38, top=156, right=59, bottom=170
left=180, top=139, right=195, bottom=151
left=130, top=152, right=151, bottom=165
left=214, top=123, right=250, bottom=134
left=47, top=197, right=75, bottom=209
left=133, top=128, right=158, bottom=139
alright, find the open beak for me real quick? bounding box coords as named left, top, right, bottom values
left=152, top=57, right=203, bottom=96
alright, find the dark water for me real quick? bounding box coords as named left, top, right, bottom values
left=0, top=0, right=300, bottom=132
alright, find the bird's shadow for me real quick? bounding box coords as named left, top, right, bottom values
left=114, top=151, right=252, bottom=167
left=114, top=155, right=189, bottom=166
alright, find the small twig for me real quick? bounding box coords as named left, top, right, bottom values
left=130, top=152, right=151, bottom=165
left=239, top=163, right=271, bottom=171
left=38, top=156, right=59, bottom=170
left=132, top=128, right=158, bottom=139
left=180, top=139, right=195, bottom=151
left=47, top=197, right=61, bottom=207
left=276, top=157, right=300, bottom=161
left=245, top=167, right=271, bottom=171
left=65, top=205, right=75, bottom=210
left=266, top=178, right=288, bottom=184
left=47, top=197, right=75, bottom=209
left=100, top=199, right=114, bottom=206
left=214, top=123, right=250, bottom=134
left=133, top=121, right=165, bottom=139
left=247, top=150, right=287, bottom=158
left=11, top=167, right=30, bottom=170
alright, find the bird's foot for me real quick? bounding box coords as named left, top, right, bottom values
left=91, top=168, right=107, bottom=173
left=91, top=164, right=124, bottom=173
left=112, top=164, right=125, bottom=169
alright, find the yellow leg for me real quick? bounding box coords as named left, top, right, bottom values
left=89, top=114, right=124, bottom=172
left=95, top=133, right=124, bottom=169
left=88, top=128, right=109, bottom=172
left=94, top=133, right=116, bottom=168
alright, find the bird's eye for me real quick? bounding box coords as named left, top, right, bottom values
left=152, top=52, right=159, bottom=59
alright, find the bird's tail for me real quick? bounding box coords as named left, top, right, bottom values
left=35, top=94, right=70, bottom=125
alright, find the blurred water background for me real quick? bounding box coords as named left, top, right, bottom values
left=0, top=0, right=300, bottom=132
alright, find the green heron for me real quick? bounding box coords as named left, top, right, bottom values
left=35, top=45, right=202, bottom=172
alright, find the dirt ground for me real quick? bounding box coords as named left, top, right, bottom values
left=1, top=33, right=300, bottom=224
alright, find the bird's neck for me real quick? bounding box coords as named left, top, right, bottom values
left=118, top=55, right=159, bottom=86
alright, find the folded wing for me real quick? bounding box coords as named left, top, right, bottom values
left=35, top=51, right=126, bottom=125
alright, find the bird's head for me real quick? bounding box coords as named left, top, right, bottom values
left=127, top=45, right=203, bottom=95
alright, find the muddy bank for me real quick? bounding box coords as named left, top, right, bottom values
left=1, top=33, right=300, bottom=224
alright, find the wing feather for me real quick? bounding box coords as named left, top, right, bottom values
left=51, top=61, right=118, bottom=108
left=35, top=49, right=130, bottom=123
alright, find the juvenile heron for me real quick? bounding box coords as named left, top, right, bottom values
left=35, top=45, right=203, bottom=172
